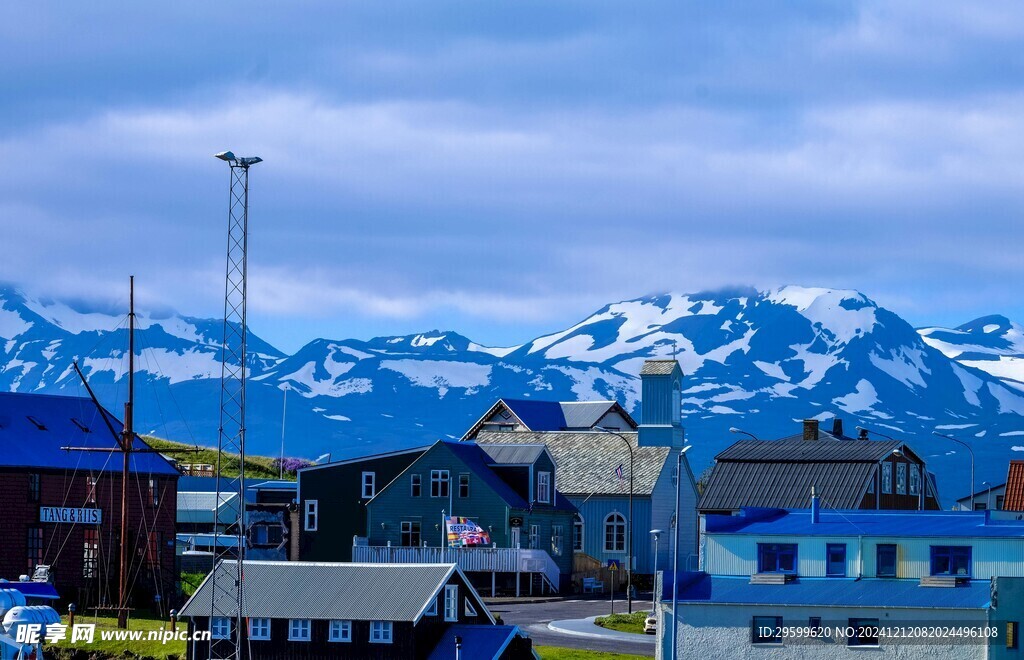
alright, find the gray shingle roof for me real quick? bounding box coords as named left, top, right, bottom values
left=475, top=431, right=669, bottom=496
left=180, top=561, right=461, bottom=621
left=640, top=360, right=679, bottom=376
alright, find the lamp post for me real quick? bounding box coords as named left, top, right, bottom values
left=670, top=444, right=692, bottom=660
left=932, top=431, right=975, bottom=507
left=983, top=481, right=992, bottom=510
left=729, top=427, right=759, bottom=441
left=650, top=529, right=662, bottom=608
left=596, top=426, right=635, bottom=613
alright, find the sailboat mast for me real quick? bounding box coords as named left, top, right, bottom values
left=118, top=275, right=135, bottom=628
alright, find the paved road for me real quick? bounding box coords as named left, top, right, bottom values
left=489, top=597, right=657, bottom=656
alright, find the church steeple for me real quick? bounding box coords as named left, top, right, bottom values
left=637, top=359, right=684, bottom=447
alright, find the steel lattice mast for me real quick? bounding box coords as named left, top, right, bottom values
left=210, top=151, right=261, bottom=660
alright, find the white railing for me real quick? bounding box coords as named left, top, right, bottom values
left=520, top=549, right=561, bottom=592
left=352, top=544, right=561, bottom=587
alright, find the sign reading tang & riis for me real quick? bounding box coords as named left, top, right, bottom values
left=39, top=507, right=103, bottom=524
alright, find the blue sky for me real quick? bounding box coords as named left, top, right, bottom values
left=3, top=1, right=1024, bottom=352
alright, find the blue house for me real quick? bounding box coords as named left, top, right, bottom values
left=465, top=359, right=699, bottom=580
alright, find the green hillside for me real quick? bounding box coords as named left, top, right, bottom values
left=143, top=436, right=293, bottom=480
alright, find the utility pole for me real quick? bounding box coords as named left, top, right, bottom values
left=63, top=277, right=200, bottom=629
left=210, top=151, right=261, bottom=659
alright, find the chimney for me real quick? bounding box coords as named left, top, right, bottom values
left=858, top=428, right=869, bottom=441
left=802, top=419, right=819, bottom=442
left=832, top=417, right=844, bottom=438
left=810, top=486, right=820, bottom=524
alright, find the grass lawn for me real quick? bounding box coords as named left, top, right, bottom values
left=144, top=436, right=287, bottom=480
left=594, top=611, right=649, bottom=635
left=45, top=611, right=186, bottom=659
left=536, top=646, right=652, bottom=660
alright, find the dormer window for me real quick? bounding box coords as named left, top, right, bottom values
left=537, top=472, right=551, bottom=504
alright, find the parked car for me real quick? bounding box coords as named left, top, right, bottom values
left=645, top=611, right=657, bottom=634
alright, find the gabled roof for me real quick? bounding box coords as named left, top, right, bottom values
left=0, top=392, right=178, bottom=475
left=666, top=573, right=991, bottom=610
left=475, top=430, right=673, bottom=497
left=1005, top=461, right=1024, bottom=511
left=180, top=561, right=494, bottom=624
left=477, top=443, right=548, bottom=466
left=715, top=438, right=903, bottom=462
left=640, top=359, right=680, bottom=376
left=428, top=625, right=532, bottom=660
left=460, top=398, right=637, bottom=440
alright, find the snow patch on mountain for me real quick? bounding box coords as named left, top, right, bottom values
left=379, top=359, right=491, bottom=398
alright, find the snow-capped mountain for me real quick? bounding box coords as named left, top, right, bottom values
left=3, top=282, right=1023, bottom=501
left=919, top=315, right=1024, bottom=391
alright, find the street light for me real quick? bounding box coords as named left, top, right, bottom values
left=596, top=426, right=635, bottom=613
left=729, top=427, right=759, bottom=441
left=670, top=444, right=692, bottom=660
left=647, top=528, right=663, bottom=573
left=983, top=481, right=992, bottom=510
left=932, top=431, right=975, bottom=507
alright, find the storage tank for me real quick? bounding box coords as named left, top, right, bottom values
left=2, top=605, right=61, bottom=638
left=0, top=592, right=25, bottom=619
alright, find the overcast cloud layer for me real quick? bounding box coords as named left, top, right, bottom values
left=2, top=1, right=1024, bottom=351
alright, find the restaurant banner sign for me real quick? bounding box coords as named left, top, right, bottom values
left=40, top=507, right=102, bottom=524
left=445, top=516, right=490, bottom=547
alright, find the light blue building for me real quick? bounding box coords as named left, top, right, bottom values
left=660, top=506, right=1024, bottom=659
left=465, top=359, right=699, bottom=579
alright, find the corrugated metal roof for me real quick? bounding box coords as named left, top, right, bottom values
left=699, top=461, right=875, bottom=511
left=475, top=431, right=669, bottom=496
left=0, top=392, right=179, bottom=475
left=501, top=399, right=566, bottom=431
left=665, top=573, right=991, bottom=609
left=559, top=401, right=616, bottom=429
left=477, top=444, right=546, bottom=465
left=441, top=441, right=530, bottom=509
left=705, top=507, right=1024, bottom=538
left=1005, top=461, right=1024, bottom=511
left=715, top=438, right=902, bottom=462
left=176, top=492, right=239, bottom=524
left=180, top=561, right=461, bottom=620
left=428, top=625, right=523, bottom=660
left=640, top=360, right=679, bottom=376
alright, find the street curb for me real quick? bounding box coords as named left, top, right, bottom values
left=547, top=615, right=657, bottom=644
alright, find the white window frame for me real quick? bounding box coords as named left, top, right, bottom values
left=573, top=518, right=584, bottom=551
left=211, top=617, right=231, bottom=640
left=329, top=620, right=352, bottom=642
left=304, top=500, right=318, bottom=531
left=551, top=524, right=564, bottom=557
left=362, top=471, right=376, bottom=499
left=370, top=621, right=393, bottom=644
left=425, top=597, right=437, bottom=616
left=896, top=463, right=907, bottom=495
left=882, top=463, right=893, bottom=494
left=465, top=598, right=478, bottom=617
left=910, top=465, right=921, bottom=496
left=537, top=471, right=551, bottom=504
left=605, top=513, right=626, bottom=552
left=444, top=584, right=459, bottom=622
left=248, top=618, right=270, bottom=641
left=529, top=524, right=540, bottom=550
left=431, top=470, right=450, bottom=498
left=288, top=619, right=311, bottom=642
left=458, top=473, right=470, bottom=498
left=411, top=473, right=422, bottom=497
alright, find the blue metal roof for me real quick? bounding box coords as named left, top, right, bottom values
left=427, top=625, right=525, bottom=660
left=247, top=480, right=297, bottom=491
left=663, top=573, right=991, bottom=610
left=705, top=507, right=1024, bottom=539
left=501, top=399, right=567, bottom=431
left=0, top=581, right=59, bottom=600
left=0, top=392, right=178, bottom=476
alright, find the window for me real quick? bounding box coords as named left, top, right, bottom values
left=1008, top=621, right=1019, bottom=650
left=431, top=470, right=450, bottom=498
left=974, top=502, right=987, bottom=511
left=930, top=545, right=971, bottom=576
left=83, top=529, right=99, bottom=578
left=604, top=513, right=626, bottom=552
left=86, top=475, right=97, bottom=504
left=573, top=518, right=584, bottom=551
left=882, top=463, right=893, bottom=494
left=751, top=616, right=782, bottom=644
left=401, top=521, right=421, bottom=547
left=211, top=617, right=231, bottom=640
left=551, top=525, right=564, bottom=557
left=808, top=617, right=823, bottom=636
left=444, top=584, right=459, bottom=621
left=757, top=543, right=797, bottom=574
left=425, top=598, right=437, bottom=616
left=28, top=474, right=40, bottom=502
left=329, top=620, right=352, bottom=642
left=304, top=500, right=318, bottom=531
left=876, top=544, right=897, bottom=577
left=896, top=463, right=906, bottom=495
left=909, top=465, right=921, bottom=495
left=146, top=532, right=160, bottom=568
left=411, top=474, right=422, bottom=497
left=26, top=527, right=42, bottom=572
left=848, top=618, right=880, bottom=647
left=465, top=598, right=477, bottom=617
left=826, top=544, right=846, bottom=577
left=458, top=473, right=470, bottom=498
left=289, top=619, right=311, bottom=641
left=370, top=621, right=393, bottom=644
left=362, top=472, right=376, bottom=498
left=248, top=618, right=270, bottom=640
left=149, top=478, right=159, bottom=507
left=998, top=495, right=1006, bottom=510
left=537, top=472, right=551, bottom=504
left=529, top=524, right=539, bottom=550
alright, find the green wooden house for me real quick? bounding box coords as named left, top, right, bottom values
left=362, top=440, right=577, bottom=593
